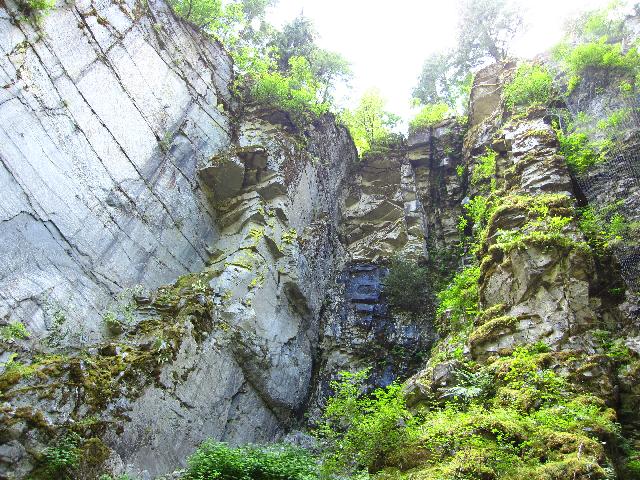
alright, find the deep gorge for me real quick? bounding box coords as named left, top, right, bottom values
left=1, top=0, right=639, bottom=479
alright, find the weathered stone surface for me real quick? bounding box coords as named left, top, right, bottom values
left=0, top=0, right=232, bottom=345
left=343, top=153, right=427, bottom=262
left=308, top=263, right=436, bottom=415
left=412, top=120, right=466, bottom=253
left=468, top=61, right=513, bottom=127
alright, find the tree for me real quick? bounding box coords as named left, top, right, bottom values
left=413, top=0, right=523, bottom=111
left=169, top=2, right=349, bottom=120
left=270, top=15, right=351, bottom=102
left=341, top=89, right=399, bottom=156
left=456, top=0, right=523, bottom=68
left=310, top=49, right=352, bottom=102
left=169, top=0, right=224, bottom=29
left=271, top=14, right=318, bottom=72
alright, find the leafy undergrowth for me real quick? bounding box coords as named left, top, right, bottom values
left=315, top=345, right=623, bottom=480
left=182, top=441, right=318, bottom=480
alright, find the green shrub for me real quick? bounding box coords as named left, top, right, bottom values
left=555, top=38, right=640, bottom=93
left=17, top=0, right=55, bottom=16
left=556, top=127, right=608, bottom=172
left=252, top=56, right=329, bottom=119
left=565, top=39, right=640, bottom=75
left=503, top=63, right=553, bottom=109
left=596, top=107, right=630, bottom=130
left=628, top=457, right=640, bottom=476
left=40, top=433, right=82, bottom=479
left=408, top=103, right=450, bottom=131
left=0, top=321, right=29, bottom=341
left=465, top=195, right=494, bottom=228
left=382, top=257, right=430, bottom=314
left=470, top=149, right=497, bottom=187
left=552, top=3, right=640, bottom=94
left=183, top=441, right=317, bottom=480
left=317, top=370, right=416, bottom=475
left=435, top=265, right=480, bottom=333
left=578, top=202, right=636, bottom=253
left=315, top=345, right=620, bottom=480
left=441, top=367, right=493, bottom=404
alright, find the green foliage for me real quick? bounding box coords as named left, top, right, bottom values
left=493, top=215, right=577, bottom=254
left=317, top=370, right=416, bottom=476
left=317, top=347, right=618, bottom=480
left=408, top=103, right=450, bottom=132
left=464, top=194, right=493, bottom=228
left=0, top=321, right=29, bottom=341
left=628, top=456, right=640, bottom=476
left=341, top=89, right=400, bottom=157
left=503, top=63, right=553, bottom=109
left=382, top=257, right=429, bottom=314
left=435, top=265, right=480, bottom=333
left=563, top=38, right=640, bottom=84
left=566, top=2, right=626, bottom=43
left=41, top=433, right=82, bottom=479
left=597, top=107, right=630, bottom=130
left=592, top=329, right=632, bottom=361
left=441, top=368, right=493, bottom=404
left=456, top=0, right=523, bottom=65
left=103, top=311, right=123, bottom=335
left=555, top=126, right=608, bottom=173
left=412, top=53, right=461, bottom=108
left=495, top=344, right=567, bottom=404
left=17, top=0, right=55, bottom=17
left=168, top=1, right=347, bottom=120
left=169, top=0, right=225, bottom=29
left=578, top=202, right=636, bottom=253
left=470, top=148, right=497, bottom=187
left=413, top=0, right=523, bottom=110
left=252, top=56, right=329, bottom=119
left=553, top=4, right=640, bottom=94
left=182, top=441, right=317, bottom=480
left=269, top=15, right=351, bottom=104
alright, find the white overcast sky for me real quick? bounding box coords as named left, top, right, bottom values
left=266, top=0, right=624, bottom=120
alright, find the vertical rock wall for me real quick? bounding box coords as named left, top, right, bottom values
left=0, top=0, right=233, bottom=345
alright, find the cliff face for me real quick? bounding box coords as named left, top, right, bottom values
left=0, top=0, right=232, bottom=345
left=0, top=0, right=358, bottom=475
left=1, top=1, right=640, bottom=479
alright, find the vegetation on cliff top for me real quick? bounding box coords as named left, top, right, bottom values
left=168, top=0, right=351, bottom=123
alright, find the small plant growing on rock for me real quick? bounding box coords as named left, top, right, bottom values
left=441, top=367, right=493, bottom=404
left=435, top=265, right=480, bottom=333
left=17, top=0, right=55, bottom=17
left=40, top=432, right=82, bottom=479
left=102, top=311, right=123, bottom=335
left=0, top=321, right=29, bottom=341
left=470, top=148, right=497, bottom=188
left=152, top=336, right=173, bottom=365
